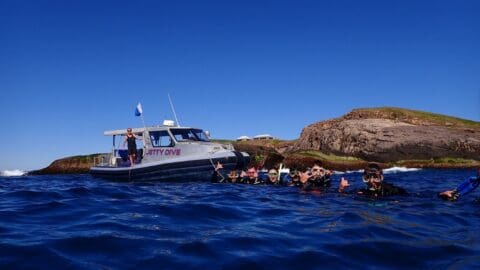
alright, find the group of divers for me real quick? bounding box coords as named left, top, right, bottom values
left=211, top=162, right=480, bottom=202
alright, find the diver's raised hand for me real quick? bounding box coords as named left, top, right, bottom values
left=439, top=190, right=454, bottom=198
left=339, top=177, right=350, bottom=193
left=215, top=162, right=223, bottom=171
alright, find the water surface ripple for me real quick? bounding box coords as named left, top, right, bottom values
left=0, top=170, right=479, bottom=269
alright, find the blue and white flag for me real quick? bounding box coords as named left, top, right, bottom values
left=134, top=102, right=143, bottom=116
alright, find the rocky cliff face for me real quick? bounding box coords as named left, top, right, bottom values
left=292, top=108, right=480, bottom=162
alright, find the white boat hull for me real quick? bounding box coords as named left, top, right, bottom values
left=90, top=151, right=249, bottom=182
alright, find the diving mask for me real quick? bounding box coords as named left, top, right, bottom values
left=363, top=172, right=383, bottom=183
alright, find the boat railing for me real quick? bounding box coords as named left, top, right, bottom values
left=93, top=153, right=113, bottom=167
left=92, top=149, right=144, bottom=168
left=223, top=143, right=235, bottom=150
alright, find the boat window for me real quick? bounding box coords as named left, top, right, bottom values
left=149, top=131, right=174, bottom=147
left=170, top=128, right=210, bottom=142
left=192, top=129, right=210, bottom=142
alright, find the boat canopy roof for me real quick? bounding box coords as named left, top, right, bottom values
left=104, top=126, right=194, bottom=136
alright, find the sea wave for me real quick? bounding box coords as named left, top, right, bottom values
left=334, top=167, right=421, bottom=175
left=333, top=169, right=363, bottom=174
left=383, top=167, right=421, bottom=174
left=346, top=169, right=364, bottom=174
left=1, top=169, right=27, bottom=177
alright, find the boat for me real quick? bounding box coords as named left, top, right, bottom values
left=90, top=120, right=250, bottom=181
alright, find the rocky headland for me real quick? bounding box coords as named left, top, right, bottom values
left=293, top=107, right=479, bottom=162
left=31, top=154, right=108, bottom=175
left=32, top=107, right=480, bottom=174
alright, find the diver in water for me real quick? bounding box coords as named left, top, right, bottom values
left=240, top=167, right=263, bottom=185
left=211, top=162, right=245, bottom=184
left=226, top=170, right=241, bottom=183
left=288, top=170, right=302, bottom=187
left=338, top=163, right=407, bottom=197
left=438, top=169, right=480, bottom=201
left=265, top=169, right=280, bottom=185
left=300, top=163, right=332, bottom=191
left=211, top=162, right=226, bottom=183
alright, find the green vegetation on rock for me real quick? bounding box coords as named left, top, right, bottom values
left=294, top=151, right=361, bottom=161
left=359, top=107, right=480, bottom=128
left=211, top=139, right=234, bottom=144
left=393, top=158, right=480, bottom=167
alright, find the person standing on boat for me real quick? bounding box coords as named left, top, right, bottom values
left=123, top=128, right=141, bottom=166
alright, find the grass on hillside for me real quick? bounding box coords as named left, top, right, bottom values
left=295, top=151, right=479, bottom=167
left=57, top=153, right=108, bottom=163
left=294, top=151, right=361, bottom=162
left=361, top=107, right=480, bottom=128
left=211, top=139, right=234, bottom=144
left=394, top=157, right=480, bottom=166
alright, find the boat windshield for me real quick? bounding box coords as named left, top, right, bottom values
left=192, top=129, right=210, bottom=142
left=170, top=128, right=210, bottom=142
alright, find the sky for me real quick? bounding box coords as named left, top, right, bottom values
left=0, top=0, right=479, bottom=171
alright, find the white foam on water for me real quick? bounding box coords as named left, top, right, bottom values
left=334, top=167, right=421, bottom=175
left=383, top=167, right=421, bottom=174
left=346, top=169, right=364, bottom=174
left=334, top=169, right=364, bottom=174
left=1, top=169, right=27, bottom=177
left=333, top=169, right=364, bottom=175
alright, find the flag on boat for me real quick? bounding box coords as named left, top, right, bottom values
left=134, top=102, right=143, bottom=116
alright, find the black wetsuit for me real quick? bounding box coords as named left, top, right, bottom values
left=354, top=182, right=407, bottom=197
left=226, top=177, right=240, bottom=184
left=302, top=176, right=331, bottom=191
left=289, top=179, right=302, bottom=187
left=211, top=170, right=226, bottom=183
left=265, top=178, right=279, bottom=185
left=126, top=135, right=137, bottom=155
left=242, top=177, right=263, bottom=185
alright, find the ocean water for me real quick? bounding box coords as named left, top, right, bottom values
left=0, top=169, right=479, bottom=269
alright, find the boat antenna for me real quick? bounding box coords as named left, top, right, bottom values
left=168, top=93, right=181, bottom=127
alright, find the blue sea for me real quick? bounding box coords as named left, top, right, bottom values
left=0, top=169, right=479, bottom=269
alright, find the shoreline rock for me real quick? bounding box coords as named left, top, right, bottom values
left=30, top=154, right=107, bottom=175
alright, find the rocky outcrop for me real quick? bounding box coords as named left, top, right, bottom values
left=31, top=154, right=107, bottom=175
left=233, top=141, right=285, bottom=169
left=292, top=108, right=480, bottom=162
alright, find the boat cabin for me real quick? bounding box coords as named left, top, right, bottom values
left=100, top=122, right=214, bottom=167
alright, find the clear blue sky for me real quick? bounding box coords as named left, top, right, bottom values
left=1, top=0, right=479, bottom=171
